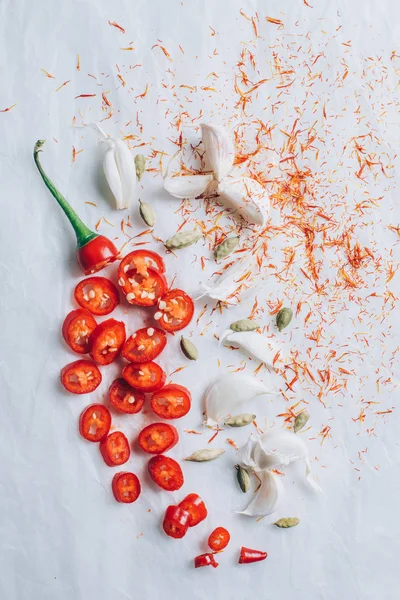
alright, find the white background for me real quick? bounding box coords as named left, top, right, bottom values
left=1, top=1, right=400, bottom=599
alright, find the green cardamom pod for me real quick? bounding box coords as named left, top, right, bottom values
left=235, top=465, right=251, bottom=493
left=225, top=413, right=256, bottom=427
left=230, top=318, right=259, bottom=332
left=184, top=448, right=224, bottom=462
left=165, top=229, right=202, bottom=250
left=214, top=236, right=240, bottom=260
left=276, top=307, right=293, bottom=332
left=180, top=336, right=198, bottom=361
left=274, top=517, right=299, bottom=528
left=134, top=154, right=146, bottom=181
left=293, top=410, right=310, bottom=433
left=139, top=200, right=155, bottom=227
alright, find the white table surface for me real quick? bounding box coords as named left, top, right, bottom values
left=1, top=1, right=400, bottom=598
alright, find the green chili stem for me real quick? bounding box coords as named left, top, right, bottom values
left=33, top=140, right=97, bottom=248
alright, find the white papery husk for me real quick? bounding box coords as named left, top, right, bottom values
left=237, top=430, right=322, bottom=517
left=199, top=254, right=258, bottom=304
left=204, top=373, right=276, bottom=426
left=200, top=123, right=235, bottom=181
left=216, top=176, right=268, bottom=226
left=163, top=173, right=214, bottom=199
left=220, top=330, right=286, bottom=369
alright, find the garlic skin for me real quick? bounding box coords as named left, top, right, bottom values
left=220, top=330, right=286, bottom=368
left=217, top=177, right=267, bottom=226
left=238, top=470, right=283, bottom=517
left=200, top=123, right=234, bottom=181
left=204, top=373, right=275, bottom=426
left=199, top=254, right=258, bottom=304
left=163, top=174, right=213, bottom=199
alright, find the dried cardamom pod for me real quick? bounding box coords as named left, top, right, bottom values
left=185, top=448, right=224, bottom=462
left=225, top=413, right=256, bottom=427
left=235, top=465, right=251, bottom=492
left=165, top=229, right=202, bottom=250
left=276, top=307, right=293, bottom=332
left=214, top=235, right=240, bottom=260
left=293, top=410, right=310, bottom=433
left=180, top=336, right=198, bottom=361
left=230, top=318, right=259, bottom=332
left=274, top=517, right=299, bottom=528
left=139, top=200, right=155, bottom=227
left=134, top=154, right=146, bottom=181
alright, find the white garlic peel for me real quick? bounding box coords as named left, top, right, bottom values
left=163, top=174, right=213, bottom=199
left=199, top=255, right=257, bottom=304
left=237, top=431, right=322, bottom=517
left=204, top=373, right=275, bottom=426
left=200, top=123, right=234, bottom=181
left=217, top=177, right=268, bottom=226
left=220, top=330, right=286, bottom=368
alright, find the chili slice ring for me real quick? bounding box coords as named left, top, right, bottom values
left=61, top=359, right=102, bottom=394
left=88, top=319, right=126, bottom=365
left=112, top=472, right=141, bottom=504
left=122, top=361, right=166, bottom=393
left=108, top=378, right=145, bottom=414
left=119, top=267, right=167, bottom=307
left=163, top=505, right=190, bottom=539
left=62, top=309, right=97, bottom=354
left=118, top=250, right=165, bottom=281
left=150, top=384, right=191, bottom=419
left=100, top=431, right=130, bottom=467
left=138, top=422, right=179, bottom=454
left=122, top=327, right=167, bottom=363
left=155, top=289, right=194, bottom=333
left=208, top=527, right=231, bottom=551
left=178, top=493, right=208, bottom=527
left=79, top=404, right=111, bottom=442
left=74, top=277, right=119, bottom=316
left=148, top=455, right=184, bottom=491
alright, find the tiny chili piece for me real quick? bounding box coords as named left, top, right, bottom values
left=122, top=361, right=166, bottom=393
left=74, top=277, right=119, bottom=316
left=108, top=378, right=145, bottom=414
left=88, top=319, right=126, bottom=365
left=34, top=140, right=118, bottom=275
left=100, top=431, right=130, bottom=467
left=208, top=527, right=231, bottom=551
left=119, top=266, right=167, bottom=307
left=150, top=384, right=191, bottom=419
left=112, top=472, right=141, bottom=504
left=122, top=327, right=167, bottom=363
left=155, top=289, right=194, bottom=333
left=61, top=359, right=102, bottom=394
left=79, top=404, right=111, bottom=442
left=163, top=505, right=190, bottom=539
left=138, top=423, right=179, bottom=454
left=238, top=547, right=268, bottom=564
left=178, top=493, right=208, bottom=527
left=62, top=309, right=97, bottom=354
left=194, top=553, right=219, bottom=569
left=148, top=455, right=184, bottom=491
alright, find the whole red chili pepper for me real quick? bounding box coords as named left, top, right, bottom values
left=194, top=553, right=219, bottom=569
left=238, top=546, right=267, bottom=564
left=33, top=140, right=118, bottom=275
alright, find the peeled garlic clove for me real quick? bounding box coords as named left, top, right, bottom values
left=103, top=145, right=124, bottom=208
left=164, top=174, right=214, bottom=199
left=205, top=373, right=272, bottom=426
left=201, top=123, right=234, bottom=181
left=217, top=177, right=267, bottom=226
left=238, top=470, right=283, bottom=517
left=220, top=330, right=286, bottom=368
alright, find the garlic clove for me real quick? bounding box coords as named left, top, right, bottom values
left=201, top=123, right=235, bottom=181
left=217, top=176, right=268, bottom=226
left=103, top=144, right=125, bottom=209
left=113, top=139, right=137, bottom=209
left=220, top=330, right=286, bottom=369
left=163, top=174, right=214, bottom=199
left=253, top=429, right=308, bottom=470
left=238, top=470, right=283, bottom=517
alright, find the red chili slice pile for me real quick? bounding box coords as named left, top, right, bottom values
left=60, top=248, right=267, bottom=568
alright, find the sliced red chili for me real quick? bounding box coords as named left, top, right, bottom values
left=100, top=431, right=130, bottom=467
left=138, top=423, right=178, bottom=454
left=178, top=493, right=208, bottom=527
left=122, top=361, right=166, bottom=392
left=118, top=266, right=167, bottom=307
left=208, top=527, right=231, bottom=551
left=156, top=289, right=194, bottom=333
left=108, top=378, right=145, bottom=414
left=74, top=277, right=119, bottom=316
left=77, top=236, right=119, bottom=276
left=163, top=505, right=190, bottom=539
left=112, top=472, right=141, bottom=503
left=79, top=404, right=111, bottom=442
left=238, top=547, right=268, bottom=564
left=148, top=455, right=184, bottom=491
left=61, top=359, right=102, bottom=394
left=62, top=309, right=97, bottom=354
left=118, top=250, right=165, bottom=281
left=194, top=553, right=219, bottom=569
left=88, top=319, right=126, bottom=365
left=150, top=384, right=191, bottom=419
left=122, top=327, right=167, bottom=363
